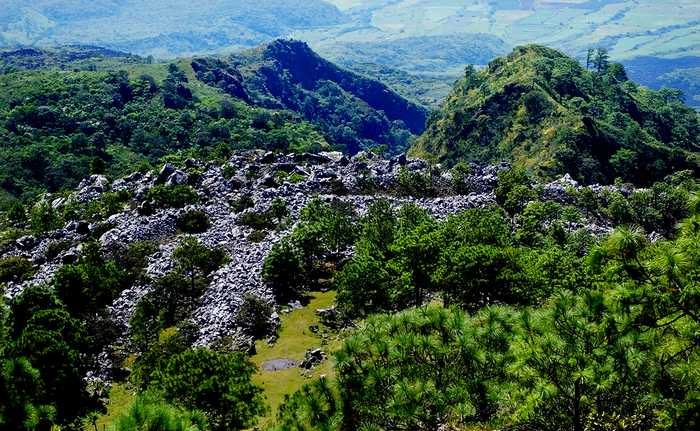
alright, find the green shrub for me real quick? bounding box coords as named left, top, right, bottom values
left=237, top=211, right=274, bottom=231
left=72, top=190, right=132, bottom=222
left=6, top=201, right=27, bottom=226
left=247, top=230, right=267, bottom=243
left=516, top=201, right=562, bottom=246
left=130, top=322, right=199, bottom=390
left=275, top=378, right=340, bottom=431
left=221, top=164, right=237, bottom=180
left=52, top=241, right=126, bottom=317
left=495, top=167, right=536, bottom=215
left=130, top=272, right=206, bottom=350
left=0, top=256, right=34, bottom=283
left=99, top=190, right=132, bottom=217
left=355, top=170, right=378, bottom=194
left=144, top=185, right=199, bottom=211
left=44, top=240, right=73, bottom=260
left=450, top=162, right=472, bottom=194
left=236, top=294, right=274, bottom=339
left=0, top=228, right=27, bottom=251
left=177, top=210, right=210, bottom=234
left=89, top=221, right=116, bottom=240
left=396, top=167, right=434, bottom=197
left=288, top=172, right=306, bottom=184
left=173, top=237, right=229, bottom=283
left=269, top=198, right=289, bottom=223
left=114, top=241, right=158, bottom=285
left=30, top=202, right=63, bottom=234
left=261, top=239, right=306, bottom=301
left=149, top=348, right=266, bottom=430
left=114, top=392, right=208, bottom=431
left=230, top=194, right=254, bottom=213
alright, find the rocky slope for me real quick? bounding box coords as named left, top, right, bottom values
left=1, top=149, right=634, bottom=358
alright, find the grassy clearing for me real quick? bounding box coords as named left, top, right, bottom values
left=250, top=290, right=344, bottom=430
left=93, top=383, right=135, bottom=431
left=92, top=290, right=342, bottom=431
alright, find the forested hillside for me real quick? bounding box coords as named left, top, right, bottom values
left=0, top=43, right=424, bottom=205
left=193, top=40, right=427, bottom=154
left=414, top=45, right=700, bottom=185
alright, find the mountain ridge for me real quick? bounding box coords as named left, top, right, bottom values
left=193, top=39, right=428, bottom=154
left=413, top=44, right=700, bottom=185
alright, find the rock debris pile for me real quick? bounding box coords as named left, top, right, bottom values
left=1, top=150, right=622, bottom=347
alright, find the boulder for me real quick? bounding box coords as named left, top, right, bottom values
left=165, top=170, right=188, bottom=187
left=156, top=163, right=175, bottom=184
left=228, top=176, right=245, bottom=190
left=319, top=151, right=344, bottom=162
left=51, top=197, right=66, bottom=209
left=299, top=348, right=326, bottom=369
left=92, top=175, right=110, bottom=191
left=258, top=151, right=276, bottom=164
left=62, top=250, right=80, bottom=264
left=259, top=174, right=277, bottom=188
left=406, top=158, right=428, bottom=171
left=16, top=236, right=36, bottom=250
left=75, top=220, right=90, bottom=235
left=391, top=153, right=407, bottom=166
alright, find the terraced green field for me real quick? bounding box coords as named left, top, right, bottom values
left=315, top=0, right=700, bottom=60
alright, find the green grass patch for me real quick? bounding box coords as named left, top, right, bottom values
left=250, top=290, right=343, bottom=429
left=92, top=291, right=343, bottom=431
left=93, top=383, right=135, bottom=431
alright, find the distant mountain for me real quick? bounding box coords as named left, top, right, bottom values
left=316, top=0, right=700, bottom=61
left=193, top=39, right=428, bottom=154
left=3, top=0, right=699, bottom=111
left=317, top=34, right=510, bottom=75
left=0, top=45, right=142, bottom=71
left=0, top=1, right=347, bottom=57
left=622, top=56, right=700, bottom=109
left=413, top=45, right=700, bottom=185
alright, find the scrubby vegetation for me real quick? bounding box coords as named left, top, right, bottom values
left=2, top=171, right=700, bottom=431
left=415, top=45, right=700, bottom=185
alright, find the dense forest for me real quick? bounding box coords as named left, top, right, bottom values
left=0, top=41, right=699, bottom=431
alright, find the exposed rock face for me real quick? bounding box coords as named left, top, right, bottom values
left=1, top=150, right=625, bottom=349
